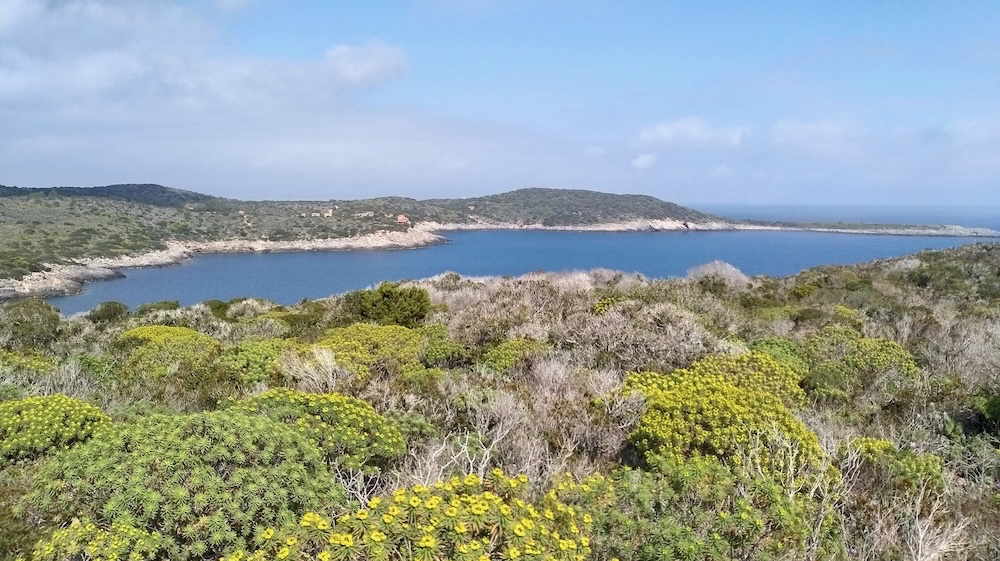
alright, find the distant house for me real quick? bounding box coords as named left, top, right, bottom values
left=322, top=209, right=333, bottom=218
left=467, top=205, right=476, bottom=211
left=396, top=214, right=410, bottom=224
left=310, top=212, right=321, bottom=217
left=353, top=211, right=374, bottom=218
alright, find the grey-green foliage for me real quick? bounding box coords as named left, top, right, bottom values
left=0, top=299, right=61, bottom=350
left=18, top=411, right=346, bottom=560
left=341, top=282, right=431, bottom=328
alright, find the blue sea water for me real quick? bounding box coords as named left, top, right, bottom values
left=47, top=213, right=999, bottom=316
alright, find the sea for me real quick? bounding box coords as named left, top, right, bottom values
left=47, top=205, right=1000, bottom=316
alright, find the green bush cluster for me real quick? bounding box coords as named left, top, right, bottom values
left=562, top=457, right=841, bottom=561
left=342, top=282, right=431, bottom=328
left=216, top=338, right=294, bottom=386
left=17, top=518, right=176, bottom=561
left=1, top=299, right=61, bottom=350
left=626, top=353, right=820, bottom=469
left=223, top=470, right=596, bottom=561
left=18, top=411, right=346, bottom=560
left=480, top=338, right=550, bottom=372
left=315, top=323, right=464, bottom=384
left=117, top=325, right=220, bottom=386
left=85, top=301, right=130, bottom=324
left=228, top=389, right=405, bottom=472
left=801, top=325, right=919, bottom=402
left=850, top=437, right=944, bottom=494
left=0, top=351, right=55, bottom=374
left=0, top=395, right=110, bottom=465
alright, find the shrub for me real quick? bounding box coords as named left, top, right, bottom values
left=750, top=336, right=809, bottom=378
left=216, top=338, right=294, bottom=386
left=117, top=325, right=220, bottom=387
left=227, top=389, right=405, bottom=473
left=18, top=410, right=346, bottom=560
left=133, top=300, right=180, bottom=315
left=1, top=298, right=61, bottom=350
left=0, top=395, right=110, bottom=465
left=342, top=282, right=431, bottom=328
left=19, top=518, right=177, bottom=561
left=85, top=301, right=129, bottom=324
left=314, top=323, right=460, bottom=382
left=849, top=437, right=944, bottom=495
left=801, top=325, right=919, bottom=403
left=480, top=338, right=550, bottom=372
left=0, top=350, right=55, bottom=374
left=627, top=353, right=820, bottom=469
left=563, top=457, right=842, bottom=561
left=222, top=470, right=596, bottom=561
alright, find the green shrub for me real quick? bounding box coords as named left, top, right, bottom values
left=19, top=518, right=178, bottom=561
left=314, top=323, right=459, bottom=382
left=341, top=282, right=431, bottom=328
left=627, top=353, right=820, bottom=469
left=117, top=325, right=220, bottom=387
left=223, top=470, right=596, bottom=561
left=972, top=393, right=1000, bottom=436
left=480, top=338, right=550, bottom=372
left=85, top=301, right=129, bottom=324
left=1, top=298, right=61, bottom=350
left=750, top=336, right=809, bottom=378
left=133, top=300, right=180, bottom=315
left=0, top=395, right=111, bottom=465
left=801, top=325, right=919, bottom=403
left=0, top=350, right=55, bottom=374
left=227, top=389, right=405, bottom=473
left=216, top=338, right=294, bottom=386
left=563, top=457, right=842, bottom=561
left=849, top=437, right=944, bottom=495
left=18, top=411, right=345, bottom=560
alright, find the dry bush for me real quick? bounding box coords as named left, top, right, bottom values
left=283, top=347, right=360, bottom=394
left=225, top=298, right=277, bottom=320
left=686, top=259, right=750, bottom=291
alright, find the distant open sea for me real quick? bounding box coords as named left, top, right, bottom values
left=48, top=205, right=1000, bottom=315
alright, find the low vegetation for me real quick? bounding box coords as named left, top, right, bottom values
left=2, top=242, right=1000, bottom=560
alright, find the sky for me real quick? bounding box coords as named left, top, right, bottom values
left=1, top=0, right=999, bottom=205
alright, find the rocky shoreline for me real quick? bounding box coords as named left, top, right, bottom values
left=2, top=219, right=998, bottom=302
left=0, top=229, right=446, bottom=301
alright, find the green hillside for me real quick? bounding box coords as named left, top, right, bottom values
left=0, top=184, right=716, bottom=279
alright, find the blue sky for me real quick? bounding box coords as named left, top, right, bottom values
left=2, top=0, right=998, bottom=205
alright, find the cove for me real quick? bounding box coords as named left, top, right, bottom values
left=48, top=229, right=990, bottom=315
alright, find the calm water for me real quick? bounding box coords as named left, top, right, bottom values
left=48, top=227, right=998, bottom=316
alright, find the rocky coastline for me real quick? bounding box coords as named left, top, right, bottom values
left=0, top=229, right=446, bottom=301
left=2, top=219, right=998, bottom=302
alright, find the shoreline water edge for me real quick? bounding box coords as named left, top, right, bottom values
left=2, top=219, right=999, bottom=301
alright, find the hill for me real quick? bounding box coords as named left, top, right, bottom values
left=0, top=184, right=715, bottom=279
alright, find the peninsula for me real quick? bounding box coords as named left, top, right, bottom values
left=1, top=183, right=997, bottom=299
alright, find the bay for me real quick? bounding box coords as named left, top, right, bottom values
left=48, top=228, right=995, bottom=316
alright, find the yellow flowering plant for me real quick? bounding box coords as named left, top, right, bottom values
left=223, top=470, right=596, bottom=561
left=227, top=389, right=405, bottom=473
left=0, top=394, right=110, bottom=466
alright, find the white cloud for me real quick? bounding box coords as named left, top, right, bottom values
left=631, top=152, right=657, bottom=170
left=638, top=117, right=749, bottom=148
left=770, top=120, right=861, bottom=160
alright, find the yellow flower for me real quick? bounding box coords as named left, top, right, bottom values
left=369, top=530, right=387, bottom=543
left=417, top=535, right=437, bottom=549
left=318, top=552, right=332, bottom=561
left=285, top=537, right=298, bottom=546
left=261, top=528, right=275, bottom=540
left=454, top=522, right=468, bottom=534
left=513, top=524, right=526, bottom=537
left=356, top=509, right=370, bottom=520
left=368, top=497, right=382, bottom=509
left=409, top=496, right=423, bottom=508
left=507, top=546, right=521, bottom=559
left=464, top=474, right=480, bottom=486
left=382, top=514, right=395, bottom=524
left=276, top=547, right=290, bottom=559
